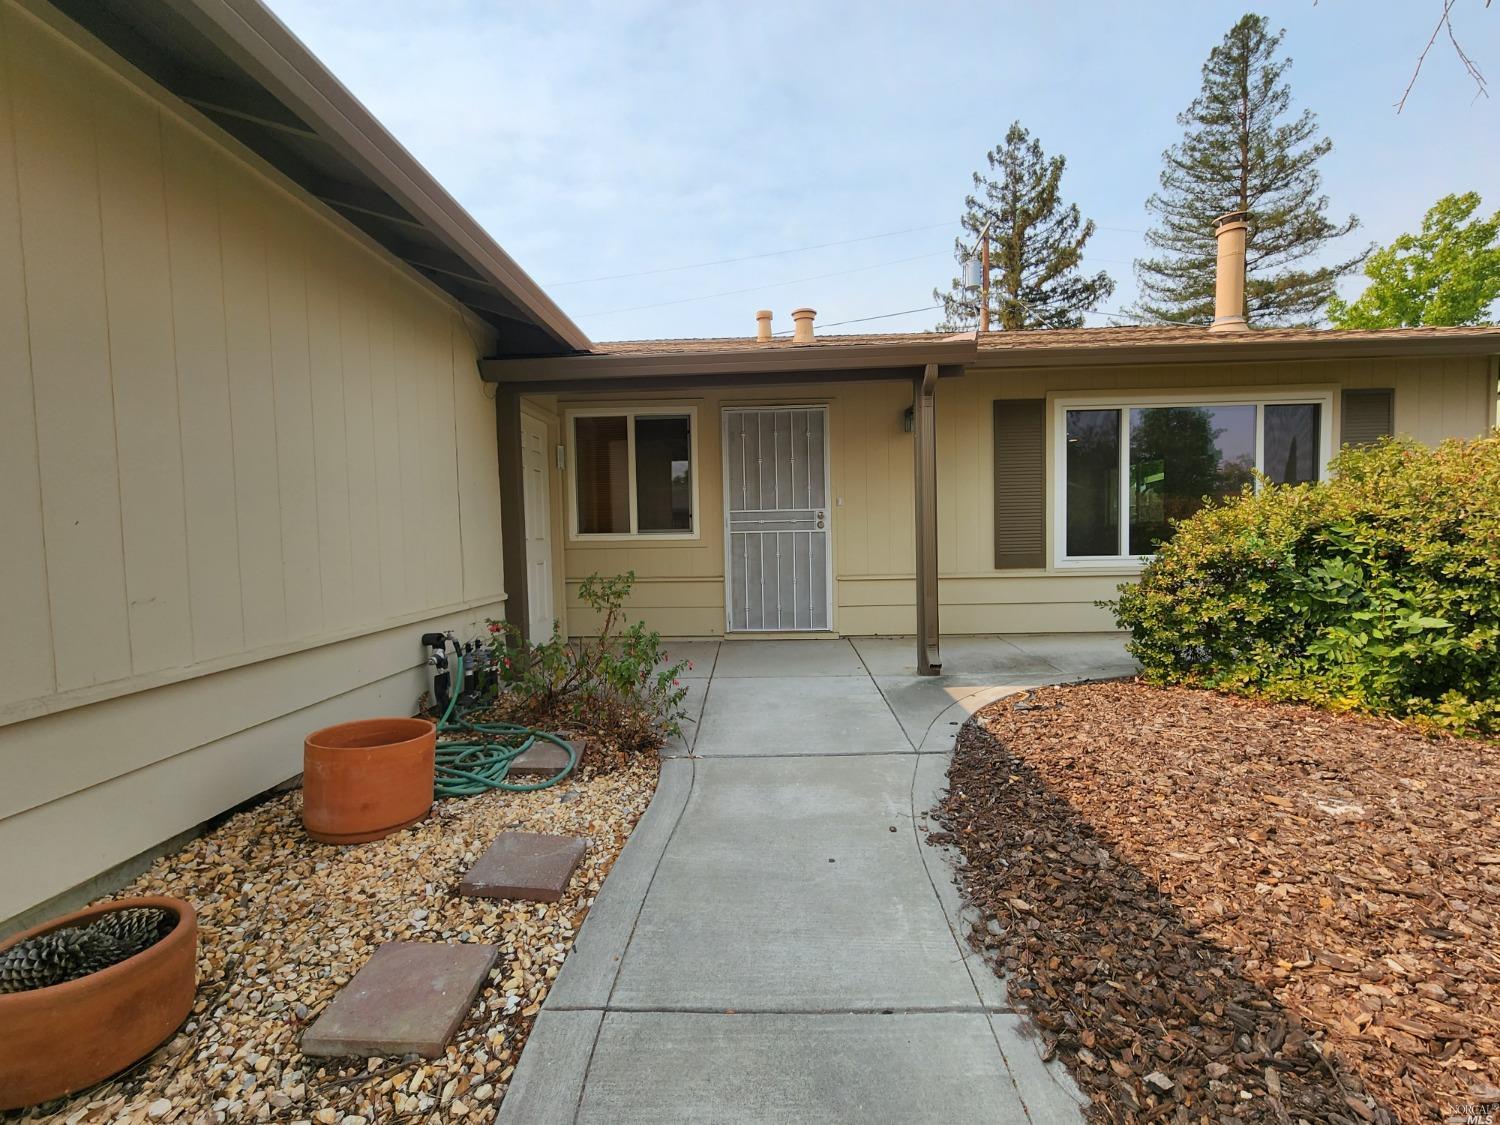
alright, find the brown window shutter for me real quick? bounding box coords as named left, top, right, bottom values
left=993, top=399, right=1046, bottom=569
left=1341, top=389, right=1394, bottom=448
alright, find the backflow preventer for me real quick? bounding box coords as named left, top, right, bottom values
left=419, top=632, right=576, bottom=798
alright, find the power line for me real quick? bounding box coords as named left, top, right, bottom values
left=547, top=221, right=1154, bottom=288
left=1085, top=307, right=1201, bottom=326
left=575, top=251, right=949, bottom=318
left=546, top=222, right=957, bottom=287
left=817, top=304, right=944, bottom=329
left=771, top=305, right=943, bottom=335
left=800, top=302, right=1191, bottom=334
left=762, top=301, right=1193, bottom=336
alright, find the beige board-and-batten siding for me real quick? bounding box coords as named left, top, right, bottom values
left=547, top=355, right=1495, bottom=638
left=0, top=4, right=505, bottom=925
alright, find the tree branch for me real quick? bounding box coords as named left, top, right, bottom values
left=1397, top=0, right=1490, bottom=113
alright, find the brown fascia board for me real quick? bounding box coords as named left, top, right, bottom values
left=480, top=335, right=980, bottom=385
left=976, top=334, right=1500, bottom=370
left=153, top=0, right=592, bottom=354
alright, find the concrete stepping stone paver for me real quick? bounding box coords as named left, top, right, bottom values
left=459, top=832, right=586, bottom=902
left=508, top=738, right=581, bottom=781
left=301, top=942, right=497, bottom=1058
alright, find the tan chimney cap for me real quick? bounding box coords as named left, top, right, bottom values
left=790, top=307, right=816, bottom=344
left=1214, top=209, right=1249, bottom=231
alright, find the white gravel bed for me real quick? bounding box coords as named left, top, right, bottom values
left=12, top=757, right=658, bottom=1125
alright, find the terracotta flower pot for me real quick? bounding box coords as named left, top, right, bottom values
left=302, top=717, right=436, bottom=844
left=0, top=896, right=197, bottom=1110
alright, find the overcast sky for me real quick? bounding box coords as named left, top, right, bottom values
left=266, top=1, right=1498, bottom=342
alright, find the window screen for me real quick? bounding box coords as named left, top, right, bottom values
left=1264, top=403, right=1321, bottom=485
left=634, top=415, right=692, bottom=532
left=574, top=415, right=629, bottom=534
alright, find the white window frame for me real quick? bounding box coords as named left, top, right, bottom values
left=1050, top=388, right=1335, bottom=569
left=565, top=405, right=701, bottom=541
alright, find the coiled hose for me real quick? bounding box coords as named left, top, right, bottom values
left=433, top=653, right=577, bottom=798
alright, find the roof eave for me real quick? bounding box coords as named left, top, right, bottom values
left=480, top=333, right=981, bottom=385
left=45, top=0, right=592, bottom=355
left=977, top=334, right=1500, bottom=369
left=180, top=0, right=591, bottom=353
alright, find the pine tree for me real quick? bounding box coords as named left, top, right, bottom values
left=935, top=122, right=1113, bottom=331
left=1134, top=14, right=1363, bottom=326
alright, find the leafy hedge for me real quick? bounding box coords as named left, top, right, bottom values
left=1111, top=434, right=1500, bottom=736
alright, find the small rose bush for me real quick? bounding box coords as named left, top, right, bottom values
left=1110, top=433, right=1500, bottom=736
left=488, top=571, right=689, bottom=754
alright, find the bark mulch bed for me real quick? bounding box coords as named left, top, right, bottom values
left=9, top=751, right=657, bottom=1125
left=934, top=680, right=1499, bottom=1124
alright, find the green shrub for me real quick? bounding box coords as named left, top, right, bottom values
left=1110, top=433, right=1500, bottom=736
left=488, top=572, right=690, bottom=754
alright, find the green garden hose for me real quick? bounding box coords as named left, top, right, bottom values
left=432, top=653, right=577, bottom=798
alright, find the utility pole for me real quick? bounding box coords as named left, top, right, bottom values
left=963, top=218, right=993, bottom=332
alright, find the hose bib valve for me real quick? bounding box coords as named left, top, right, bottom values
left=422, top=632, right=454, bottom=715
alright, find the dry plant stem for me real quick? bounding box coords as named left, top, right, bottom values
left=1397, top=0, right=1491, bottom=113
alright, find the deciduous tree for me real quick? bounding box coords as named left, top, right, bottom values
left=1328, top=193, right=1500, bottom=328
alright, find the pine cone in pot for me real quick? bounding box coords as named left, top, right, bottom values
left=0, top=906, right=172, bottom=994
left=0, top=926, right=126, bottom=993
left=0, top=895, right=197, bottom=1110
left=91, top=907, right=173, bottom=959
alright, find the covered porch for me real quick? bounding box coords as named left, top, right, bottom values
left=481, top=333, right=982, bottom=676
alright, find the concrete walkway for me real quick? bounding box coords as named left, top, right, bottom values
left=500, top=635, right=1135, bottom=1124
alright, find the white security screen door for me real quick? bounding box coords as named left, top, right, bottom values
left=521, top=414, right=555, bottom=640
left=723, top=406, right=832, bottom=632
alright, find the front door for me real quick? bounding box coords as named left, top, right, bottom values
left=521, top=414, right=555, bottom=641
left=723, top=406, right=832, bottom=632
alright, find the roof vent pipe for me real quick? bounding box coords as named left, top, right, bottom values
left=791, top=307, right=816, bottom=344
left=1210, top=211, right=1249, bottom=333
left=755, top=309, right=773, bottom=343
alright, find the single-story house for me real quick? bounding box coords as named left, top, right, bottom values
left=489, top=317, right=1499, bottom=674
left=2, top=0, right=1497, bottom=928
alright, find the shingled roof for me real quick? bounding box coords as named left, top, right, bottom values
left=594, top=323, right=1500, bottom=361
